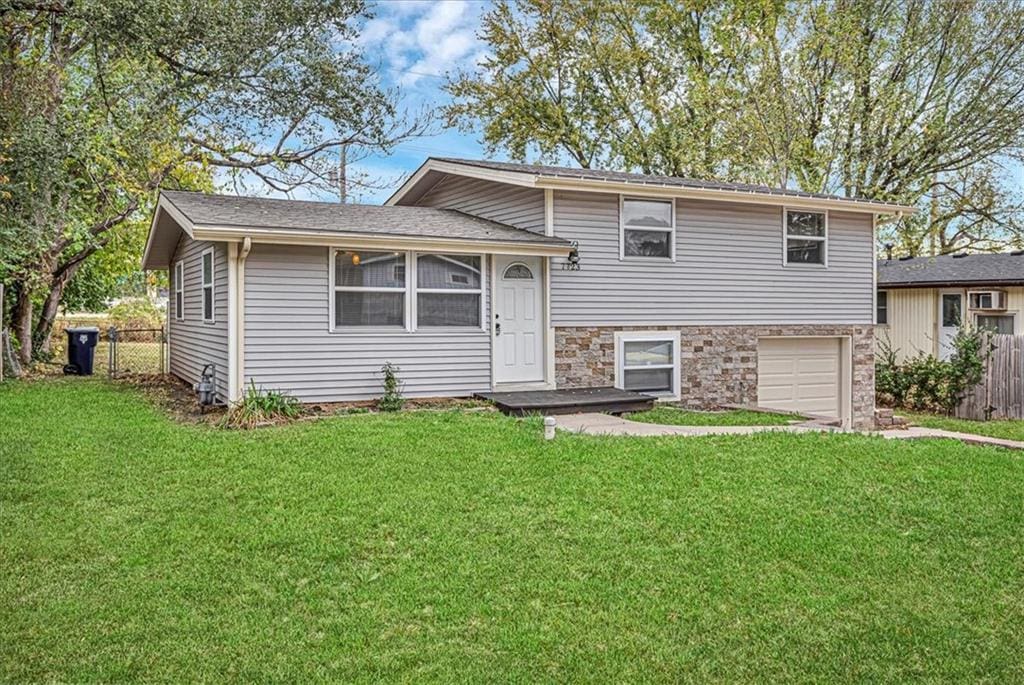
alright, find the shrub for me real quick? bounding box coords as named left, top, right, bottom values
left=876, top=325, right=992, bottom=415
left=222, top=380, right=303, bottom=428
left=378, top=361, right=404, bottom=412
left=106, top=298, right=164, bottom=331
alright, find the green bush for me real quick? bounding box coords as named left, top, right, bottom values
left=222, top=380, right=303, bottom=428
left=106, top=298, right=164, bottom=330
left=876, top=325, right=992, bottom=414
left=378, top=361, right=404, bottom=412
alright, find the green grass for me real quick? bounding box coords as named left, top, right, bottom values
left=3, top=379, right=1024, bottom=682
left=627, top=406, right=797, bottom=426
left=902, top=411, right=1024, bottom=442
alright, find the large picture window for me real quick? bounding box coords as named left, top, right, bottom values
left=615, top=332, right=680, bottom=398
left=174, top=260, right=184, bottom=321
left=331, top=250, right=486, bottom=331
left=201, top=248, right=215, bottom=323
left=620, top=197, right=674, bottom=259
left=416, top=254, right=482, bottom=327
left=333, top=250, right=406, bottom=328
left=784, top=209, right=827, bottom=265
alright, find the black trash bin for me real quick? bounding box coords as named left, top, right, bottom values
left=64, top=326, right=100, bottom=375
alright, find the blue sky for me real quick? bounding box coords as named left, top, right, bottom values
left=270, top=0, right=1022, bottom=207
left=344, top=0, right=495, bottom=204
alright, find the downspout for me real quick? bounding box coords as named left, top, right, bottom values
left=236, top=236, right=252, bottom=402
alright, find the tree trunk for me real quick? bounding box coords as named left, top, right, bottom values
left=10, top=284, right=34, bottom=366
left=32, top=260, right=82, bottom=358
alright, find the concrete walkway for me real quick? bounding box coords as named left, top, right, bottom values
left=555, top=412, right=1024, bottom=450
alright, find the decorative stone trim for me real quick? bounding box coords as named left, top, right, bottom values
left=554, top=324, right=876, bottom=430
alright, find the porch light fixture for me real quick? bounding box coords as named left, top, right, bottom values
left=565, top=241, right=581, bottom=271
left=351, top=252, right=360, bottom=266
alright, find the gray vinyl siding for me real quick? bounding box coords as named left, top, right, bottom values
left=244, top=244, right=491, bottom=403
left=550, top=191, right=874, bottom=325
left=417, top=174, right=546, bottom=233
left=168, top=236, right=229, bottom=401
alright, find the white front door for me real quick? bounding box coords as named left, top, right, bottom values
left=493, top=256, right=544, bottom=384
left=938, top=291, right=963, bottom=360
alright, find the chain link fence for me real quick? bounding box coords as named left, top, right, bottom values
left=106, top=327, right=167, bottom=377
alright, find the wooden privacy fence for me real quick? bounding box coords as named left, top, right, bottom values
left=957, top=334, right=1024, bottom=420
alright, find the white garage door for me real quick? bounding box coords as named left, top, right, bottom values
left=757, top=337, right=841, bottom=418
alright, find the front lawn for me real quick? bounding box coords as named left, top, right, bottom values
left=902, top=411, right=1024, bottom=442
left=627, top=406, right=796, bottom=426
left=3, top=379, right=1024, bottom=682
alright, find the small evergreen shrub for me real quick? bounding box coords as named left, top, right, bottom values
left=378, top=361, right=404, bottom=412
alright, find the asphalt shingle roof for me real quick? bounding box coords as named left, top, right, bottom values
left=433, top=158, right=908, bottom=210
left=877, top=252, right=1024, bottom=287
left=160, top=190, right=570, bottom=247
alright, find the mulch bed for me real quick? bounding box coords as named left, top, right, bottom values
left=112, top=374, right=496, bottom=428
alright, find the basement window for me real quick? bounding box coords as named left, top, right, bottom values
left=614, top=331, right=680, bottom=399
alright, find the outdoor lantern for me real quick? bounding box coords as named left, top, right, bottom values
left=351, top=252, right=361, bottom=266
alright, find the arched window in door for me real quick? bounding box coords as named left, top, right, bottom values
left=502, top=262, right=534, bottom=280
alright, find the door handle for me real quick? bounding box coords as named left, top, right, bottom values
left=495, top=322, right=501, bottom=336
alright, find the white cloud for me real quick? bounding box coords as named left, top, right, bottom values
left=361, top=0, right=487, bottom=88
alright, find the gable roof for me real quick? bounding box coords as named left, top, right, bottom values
left=143, top=190, right=572, bottom=269
left=878, top=252, right=1024, bottom=288
left=388, top=157, right=919, bottom=214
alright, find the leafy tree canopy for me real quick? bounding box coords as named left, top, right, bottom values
left=1, top=0, right=425, bottom=363
left=448, top=0, right=1024, bottom=255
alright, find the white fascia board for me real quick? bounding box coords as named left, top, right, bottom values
left=192, top=225, right=572, bottom=257
left=534, top=177, right=919, bottom=215
left=385, top=159, right=539, bottom=205
left=140, top=194, right=197, bottom=271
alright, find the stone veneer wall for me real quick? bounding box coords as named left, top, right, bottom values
left=554, top=324, right=876, bottom=429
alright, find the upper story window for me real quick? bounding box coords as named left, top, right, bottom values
left=784, top=209, right=827, bottom=266
left=201, top=248, right=215, bottom=323
left=620, top=197, right=675, bottom=260
left=174, top=260, right=184, bottom=321
left=876, top=290, right=888, bottom=325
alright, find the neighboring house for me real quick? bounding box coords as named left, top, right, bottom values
left=142, top=158, right=916, bottom=429
left=877, top=252, right=1024, bottom=361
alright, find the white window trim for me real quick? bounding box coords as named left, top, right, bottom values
left=174, top=260, right=184, bottom=321
left=413, top=252, right=486, bottom=332
left=613, top=330, right=681, bottom=400
left=782, top=207, right=828, bottom=268
left=619, top=195, right=676, bottom=262
left=328, top=249, right=486, bottom=333
left=200, top=248, right=215, bottom=324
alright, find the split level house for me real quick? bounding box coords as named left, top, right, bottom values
left=877, top=251, right=1024, bottom=361
left=141, top=158, right=918, bottom=429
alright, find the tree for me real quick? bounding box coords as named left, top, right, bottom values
left=448, top=0, right=1024, bottom=254
left=0, top=0, right=427, bottom=364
